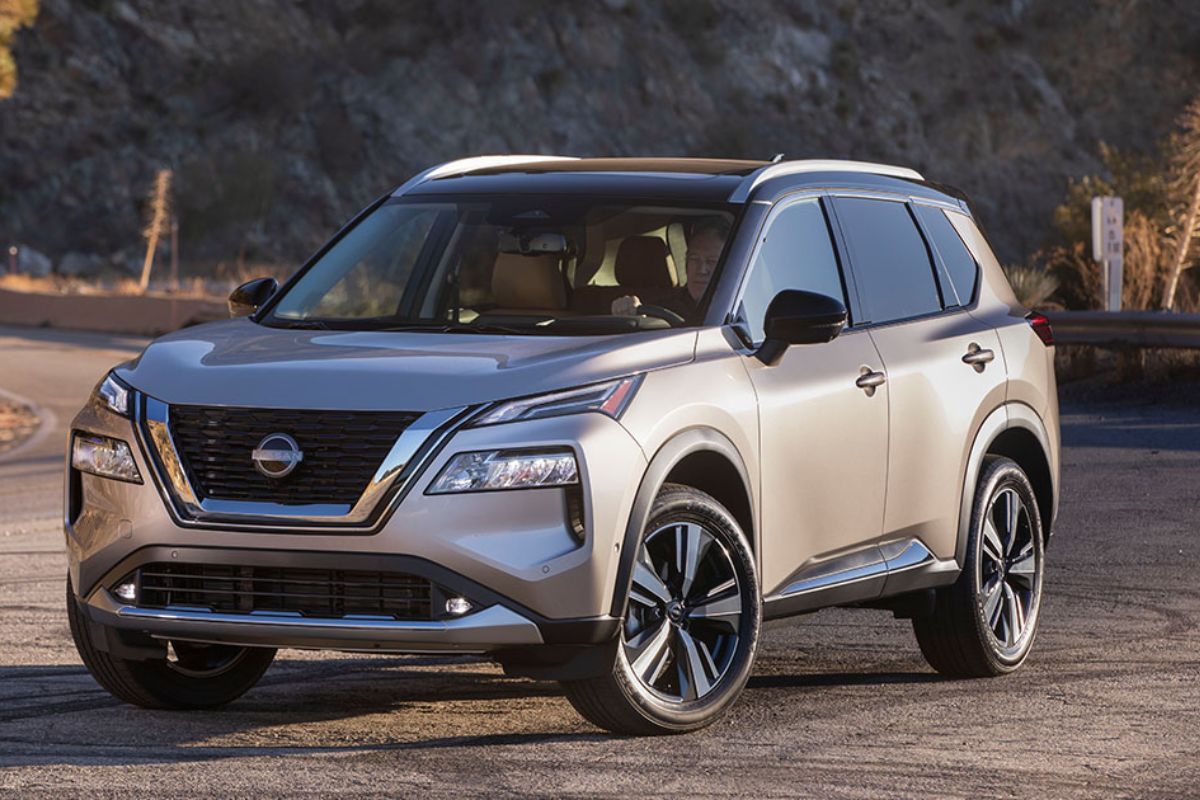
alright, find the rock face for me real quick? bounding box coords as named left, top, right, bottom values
left=0, top=0, right=1198, bottom=268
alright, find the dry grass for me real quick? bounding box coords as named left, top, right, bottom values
left=1038, top=210, right=1193, bottom=312
left=1056, top=343, right=1200, bottom=383
left=0, top=262, right=294, bottom=299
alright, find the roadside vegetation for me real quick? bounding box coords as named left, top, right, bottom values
left=0, top=0, right=36, bottom=99
left=1011, top=96, right=1200, bottom=314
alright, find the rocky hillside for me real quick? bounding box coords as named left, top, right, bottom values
left=1, top=0, right=1198, bottom=275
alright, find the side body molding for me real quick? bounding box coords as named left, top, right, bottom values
left=608, top=427, right=755, bottom=619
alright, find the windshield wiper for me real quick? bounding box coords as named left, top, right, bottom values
left=375, top=322, right=539, bottom=335
left=272, top=319, right=330, bottom=330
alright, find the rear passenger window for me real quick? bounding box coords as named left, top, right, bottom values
left=913, top=205, right=979, bottom=306
left=833, top=197, right=941, bottom=324
left=739, top=198, right=846, bottom=342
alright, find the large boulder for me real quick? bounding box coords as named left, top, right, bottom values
left=14, top=246, right=52, bottom=277
left=58, top=252, right=106, bottom=276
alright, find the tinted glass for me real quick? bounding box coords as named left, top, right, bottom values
left=914, top=204, right=979, bottom=305
left=267, top=198, right=734, bottom=335
left=740, top=198, right=845, bottom=342
left=835, top=197, right=941, bottom=324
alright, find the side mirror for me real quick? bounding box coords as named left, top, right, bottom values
left=755, top=289, right=847, bottom=366
left=228, top=277, right=279, bottom=318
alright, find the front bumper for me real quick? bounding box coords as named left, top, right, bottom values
left=74, top=545, right=620, bottom=654
left=66, top=393, right=646, bottom=653
left=90, top=592, right=544, bottom=653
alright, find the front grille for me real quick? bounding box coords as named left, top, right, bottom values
left=134, top=563, right=435, bottom=620
left=168, top=406, right=420, bottom=505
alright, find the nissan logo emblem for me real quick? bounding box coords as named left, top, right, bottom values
left=251, top=433, right=304, bottom=479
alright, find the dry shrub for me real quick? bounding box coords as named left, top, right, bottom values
left=1056, top=344, right=1200, bottom=386
left=1038, top=210, right=1187, bottom=311
left=1002, top=264, right=1059, bottom=308
left=1039, top=242, right=1100, bottom=309
left=1122, top=210, right=1169, bottom=309
left=213, top=261, right=294, bottom=288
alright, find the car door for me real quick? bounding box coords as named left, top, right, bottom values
left=734, top=195, right=890, bottom=604
left=830, top=195, right=1007, bottom=563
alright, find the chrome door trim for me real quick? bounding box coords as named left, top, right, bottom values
left=137, top=397, right=471, bottom=531
left=772, top=537, right=938, bottom=599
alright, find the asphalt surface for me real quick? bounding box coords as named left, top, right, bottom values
left=0, top=325, right=1197, bottom=798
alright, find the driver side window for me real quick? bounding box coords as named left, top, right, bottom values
left=738, top=198, right=847, bottom=343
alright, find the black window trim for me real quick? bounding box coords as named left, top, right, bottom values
left=911, top=200, right=982, bottom=309
left=824, top=190, right=979, bottom=332
left=727, top=190, right=863, bottom=348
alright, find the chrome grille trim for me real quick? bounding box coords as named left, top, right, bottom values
left=138, top=397, right=469, bottom=529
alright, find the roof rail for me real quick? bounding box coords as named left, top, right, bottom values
left=728, top=159, right=925, bottom=203
left=392, top=155, right=578, bottom=196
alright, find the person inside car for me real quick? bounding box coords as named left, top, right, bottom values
left=610, top=217, right=729, bottom=318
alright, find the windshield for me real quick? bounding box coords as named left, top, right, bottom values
left=264, top=196, right=737, bottom=335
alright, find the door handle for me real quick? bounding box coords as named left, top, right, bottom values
left=962, top=343, right=995, bottom=369
left=856, top=368, right=886, bottom=396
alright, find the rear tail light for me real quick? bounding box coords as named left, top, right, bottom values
left=1027, top=312, right=1054, bottom=346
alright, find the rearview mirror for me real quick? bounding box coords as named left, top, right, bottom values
left=755, top=290, right=847, bottom=366
left=228, top=277, right=279, bottom=318
left=497, top=230, right=570, bottom=255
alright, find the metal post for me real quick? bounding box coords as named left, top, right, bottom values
left=170, top=216, right=179, bottom=291
left=1091, top=196, right=1124, bottom=311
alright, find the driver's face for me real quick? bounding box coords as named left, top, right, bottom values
left=685, top=230, right=724, bottom=302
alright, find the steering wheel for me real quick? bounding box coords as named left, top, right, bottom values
left=636, top=304, right=686, bottom=327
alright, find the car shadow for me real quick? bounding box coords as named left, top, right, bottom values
left=0, top=656, right=608, bottom=769
left=747, top=670, right=941, bottom=690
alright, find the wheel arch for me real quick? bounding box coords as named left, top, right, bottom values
left=957, top=403, right=1057, bottom=565
left=609, top=427, right=756, bottom=618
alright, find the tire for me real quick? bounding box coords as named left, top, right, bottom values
left=562, top=483, right=761, bottom=735
left=913, top=456, right=1046, bottom=677
left=67, top=577, right=276, bottom=709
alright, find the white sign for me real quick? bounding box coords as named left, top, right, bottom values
left=1091, top=196, right=1123, bottom=311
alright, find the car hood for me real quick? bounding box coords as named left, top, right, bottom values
left=116, top=318, right=698, bottom=412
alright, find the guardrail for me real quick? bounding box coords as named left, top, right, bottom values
left=1044, top=311, right=1200, bottom=348
left=0, top=287, right=225, bottom=336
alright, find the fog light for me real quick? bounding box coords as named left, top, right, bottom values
left=445, top=597, right=473, bottom=616
left=114, top=582, right=137, bottom=602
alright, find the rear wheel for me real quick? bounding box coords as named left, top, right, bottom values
left=562, top=483, right=761, bottom=735
left=67, top=577, right=276, bottom=709
left=913, top=457, right=1045, bottom=677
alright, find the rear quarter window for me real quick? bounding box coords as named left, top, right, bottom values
left=914, top=204, right=979, bottom=306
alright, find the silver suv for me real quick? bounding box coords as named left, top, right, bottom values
left=65, top=156, right=1059, bottom=735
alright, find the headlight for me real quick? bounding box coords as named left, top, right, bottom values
left=96, top=373, right=131, bottom=417
left=427, top=449, right=578, bottom=494
left=71, top=433, right=142, bottom=483
left=473, top=375, right=641, bottom=427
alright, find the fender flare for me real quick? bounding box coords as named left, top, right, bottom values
left=608, top=426, right=755, bottom=618
left=955, top=402, right=1055, bottom=566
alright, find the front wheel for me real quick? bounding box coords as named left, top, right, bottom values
left=67, top=577, right=276, bottom=709
left=912, top=456, right=1046, bottom=677
left=563, top=483, right=761, bottom=735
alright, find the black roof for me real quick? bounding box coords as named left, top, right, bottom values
left=404, top=157, right=966, bottom=208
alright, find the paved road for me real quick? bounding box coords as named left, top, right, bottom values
left=0, top=325, right=1197, bottom=798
